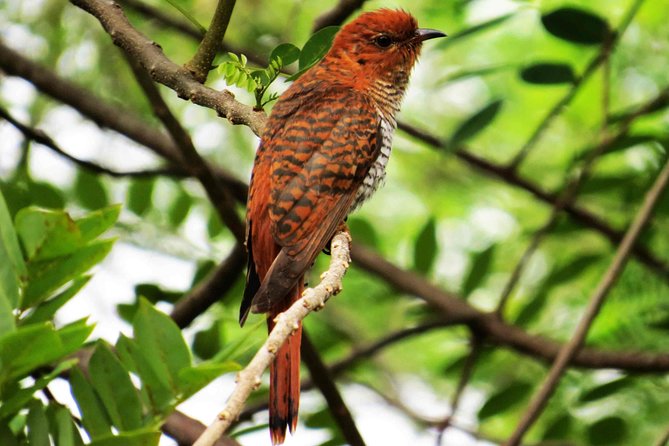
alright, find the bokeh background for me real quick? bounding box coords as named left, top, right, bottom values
left=1, top=0, right=669, bottom=445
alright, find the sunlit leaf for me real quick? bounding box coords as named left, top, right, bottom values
left=449, top=99, right=503, bottom=148
left=270, top=43, right=300, bottom=66
left=0, top=190, right=23, bottom=333
left=70, top=366, right=113, bottom=439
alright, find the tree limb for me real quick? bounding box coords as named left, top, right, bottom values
left=312, top=0, right=366, bottom=31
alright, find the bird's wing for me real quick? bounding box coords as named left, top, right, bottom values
left=249, top=90, right=380, bottom=313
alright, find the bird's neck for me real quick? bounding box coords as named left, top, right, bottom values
left=317, top=55, right=410, bottom=121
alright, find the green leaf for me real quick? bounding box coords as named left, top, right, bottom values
left=49, top=404, right=83, bottom=446
left=15, top=206, right=119, bottom=263
left=27, top=181, right=64, bottom=210
left=115, top=334, right=175, bottom=414
left=542, top=414, right=573, bottom=440
left=177, top=361, right=241, bottom=398
left=23, top=239, right=115, bottom=308
left=0, top=359, right=76, bottom=419
left=133, top=299, right=191, bottom=393
left=462, top=245, right=495, bottom=297
left=21, top=276, right=91, bottom=325
left=413, top=219, right=437, bottom=274
left=0, top=421, right=18, bottom=446
left=588, top=416, right=627, bottom=445
left=76, top=205, right=120, bottom=242
left=478, top=381, right=532, bottom=420
left=437, top=14, right=513, bottom=49
left=297, top=26, right=339, bottom=72
left=69, top=367, right=112, bottom=439
left=26, top=400, right=49, bottom=446
left=89, top=431, right=161, bottom=446
left=127, top=179, right=154, bottom=216
left=0, top=190, right=25, bottom=331
left=167, top=188, right=192, bottom=227
left=579, top=377, right=633, bottom=403
left=0, top=323, right=65, bottom=382
left=347, top=217, right=378, bottom=248
left=88, top=342, right=143, bottom=431
left=57, top=318, right=94, bottom=353
left=270, top=43, right=300, bottom=66
left=541, top=8, right=611, bottom=45
left=520, top=63, right=577, bottom=85
left=74, top=170, right=109, bottom=210
left=449, top=100, right=503, bottom=148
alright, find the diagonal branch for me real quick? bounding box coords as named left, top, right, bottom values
left=505, top=157, right=669, bottom=446
left=0, top=105, right=181, bottom=178
left=193, top=232, right=352, bottom=446
left=301, top=331, right=366, bottom=446
left=312, top=0, right=367, bottom=31
left=125, top=54, right=245, bottom=240
left=69, top=0, right=266, bottom=135
left=184, top=0, right=236, bottom=83
left=0, top=38, right=250, bottom=203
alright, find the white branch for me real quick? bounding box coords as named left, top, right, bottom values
left=194, top=231, right=352, bottom=446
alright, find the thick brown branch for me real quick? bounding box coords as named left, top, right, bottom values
left=170, top=243, right=246, bottom=328
left=184, top=0, right=236, bottom=83
left=351, top=244, right=669, bottom=372
left=69, top=0, right=266, bottom=135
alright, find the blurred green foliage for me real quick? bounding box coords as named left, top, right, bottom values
left=1, top=0, right=668, bottom=445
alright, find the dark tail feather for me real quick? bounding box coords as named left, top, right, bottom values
left=268, top=284, right=303, bottom=445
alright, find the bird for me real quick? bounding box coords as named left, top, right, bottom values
left=240, top=9, right=445, bottom=444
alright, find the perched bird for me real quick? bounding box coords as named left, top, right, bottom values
left=240, top=9, right=445, bottom=444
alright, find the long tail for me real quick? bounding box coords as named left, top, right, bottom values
left=268, top=282, right=303, bottom=445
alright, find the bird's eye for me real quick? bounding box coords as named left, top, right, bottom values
left=374, top=34, right=393, bottom=48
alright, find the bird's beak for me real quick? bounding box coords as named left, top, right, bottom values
left=416, top=28, right=447, bottom=41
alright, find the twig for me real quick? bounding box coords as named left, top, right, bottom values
left=435, top=336, right=482, bottom=444
left=170, top=243, right=246, bottom=328
left=69, top=0, right=266, bottom=135
left=507, top=0, right=646, bottom=169
left=312, top=0, right=366, bottom=31
left=193, top=232, right=352, bottom=446
left=301, top=331, right=366, bottom=446
left=184, top=0, right=236, bottom=83
left=125, top=54, right=245, bottom=241
left=505, top=157, right=669, bottom=446
left=0, top=105, right=181, bottom=178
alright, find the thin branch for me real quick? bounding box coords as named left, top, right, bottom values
left=351, top=243, right=669, bottom=372
left=312, top=0, right=366, bottom=31
left=193, top=232, right=352, bottom=446
left=398, top=121, right=669, bottom=281
left=505, top=157, right=669, bottom=446
left=301, top=331, right=366, bottom=446
left=507, top=0, right=646, bottom=168
left=69, top=0, right=266, bottom=135
left=0, top=105, right=181, bottom=178
left=171, top=243, right=246, bottom=328
left=184, top=0, right=236, bottom=83
left=125, top=54, right=245, bottom=241
left=0, top=38, right=250, bottom=203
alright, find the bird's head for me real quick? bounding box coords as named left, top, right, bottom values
left=323, top=9, right=445, bottom=88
